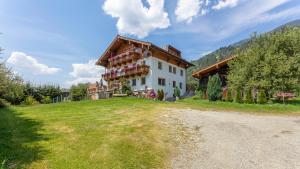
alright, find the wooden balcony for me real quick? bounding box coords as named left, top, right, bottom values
left=102, top=64, right=150, bottom=81
left=108, top=48, right=141, bottom=67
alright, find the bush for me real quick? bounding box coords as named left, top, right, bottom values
left=257, top=90, right=267, bottom=104
left=41, top=96, right=52, bottom=104
left=70, top=83, right=88, bottom=101
left=157, top=89, right=164, bottom=101
left=173, top=86, right=180, bottom=98
left=23, top=96, right=38, bottom=105
left=121, top=84, right=132, bottom=95
left=226, top=89, right=233, bottom=102
left=234, top=90, right=243, bottom=103
left=244, top=88, right=253, bottom=104
left=0, top=98, right=9, bottom=108
left=207, top=74, right=222, bottom=101
left=196, top=89, right=205, bottom=99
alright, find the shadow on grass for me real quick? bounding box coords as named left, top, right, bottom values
left=0, top=107, right=47, bottom=168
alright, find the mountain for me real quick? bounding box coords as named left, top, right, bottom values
left=189, top=19, right=300, bottom=75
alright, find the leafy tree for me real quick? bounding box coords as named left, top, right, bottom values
left=0, top=62, right=24, bottom=105
left=228, top=27, right=300, bottom=101
left=70, top=83, right=88, bottom=101
left=207, top=74, right=222, bottom=101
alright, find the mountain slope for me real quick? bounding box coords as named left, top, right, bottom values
left=188, top=19, right=300, bottom=79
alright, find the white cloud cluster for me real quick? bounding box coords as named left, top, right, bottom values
left=7, top=52, right=60, bottom=75
left=212, top=0, right=239, bottom=10
left=66, top=59, right=105, bottom=86
left=175, top=0, right=201, bottom=23
left=175, top=0, right=240, bottom=23
left=102, top=0, right=170, bottom=38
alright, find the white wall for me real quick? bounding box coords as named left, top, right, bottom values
left=118, top=55, right=187, bottom=98
left=148, top=57, right=186, bottom=98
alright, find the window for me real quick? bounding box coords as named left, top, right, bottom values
left=158, top=78, right=165, bottom=86
left=180, top=70, right=183, bottom=76
left=158, top=61, right=162, bottom=70
left=132, top=79, right=136, bottom=86
left=169, top=65, right=172, bottom=73
left=173, top=81, right=176, bottom=88
left=179, top=82, right=182, bottom=89
left=141, top=77, right=146, bottom=85
left=173, top=67, right=176, bottom=74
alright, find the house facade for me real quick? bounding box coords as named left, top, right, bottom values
left=96, top=35, right=193, bottom=98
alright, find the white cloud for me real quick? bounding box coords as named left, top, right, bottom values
left=7, top=52, right=60, bottom=75
left=212, top=0, right=239, bottom=10
left=173, top=0, right=300, bottom=40
left=175, top=0, right=201, bottom=23
left=102, top=0, right=170, bottom=38
left=66, top=59, right=105, bottom=86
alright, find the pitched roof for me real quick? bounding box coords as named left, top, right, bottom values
left=96, top=35, right=193, bottom=68
left=192, top=56, right=236, bottom=79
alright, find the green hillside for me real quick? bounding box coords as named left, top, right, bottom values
left=187, top=19, right=300, bottom=87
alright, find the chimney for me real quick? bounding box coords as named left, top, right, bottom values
left=164, top=45, right=181, bottom=58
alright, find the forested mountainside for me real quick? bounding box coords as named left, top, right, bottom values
left=187, top=19, right=300, bottom=88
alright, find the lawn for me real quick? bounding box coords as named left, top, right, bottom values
left=1, top=97, right=300, bottom=169
left=0, top=98, right=172, bottom=169
left=176, top=96, right=300, bottom=115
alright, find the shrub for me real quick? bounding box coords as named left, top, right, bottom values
left=121, top=84, right=132, bottom=95
left=207, top=74, right=222, bottom=101
left=226, top=89, right=233, bottom=102
left=196, top=89, right=204, bottom=99
left=23, top=96, right=38, bottom=105
left=157, top=89, right=164, bottom=101
left=234, top=90, right=243, bottom=103
left=244, top=88, right=253, bottom=104
left=257, top=90, right=267, bottom=104
left=0, top=98, right=9, bottom=108
left=70, top=83, right=88, bottom=101
left=173, top=86, right=180, bottom=98
left=41, top=96, right=52, bottom=104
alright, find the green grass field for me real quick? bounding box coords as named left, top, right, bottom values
left=176, top=96, right=300, bottom=115
left=0, top=98, right=172, bottom=169
left=1, top=97, right=299, bottom=169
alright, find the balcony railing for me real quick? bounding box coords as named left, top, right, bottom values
left=102, top=64, right=150, bottom=81
left=108, top=47, right=142, bottom=67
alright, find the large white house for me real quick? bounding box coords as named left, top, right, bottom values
left=96, top=35, right=193, bottom=98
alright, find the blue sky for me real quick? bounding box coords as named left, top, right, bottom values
left=1, top=0, right=300, bottom=88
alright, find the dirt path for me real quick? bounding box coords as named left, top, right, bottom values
left=162, top=108, right=300, bottom=169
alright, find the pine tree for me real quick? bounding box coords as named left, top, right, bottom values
left=234, top=90, right=243, bottom=103
left=207, top=74, right=222, bottom=101
left=257, top=90, right=267, bottom=104
left=226, top=88, right=233, bottom=102
left=244, top=88, right=253, bottom=104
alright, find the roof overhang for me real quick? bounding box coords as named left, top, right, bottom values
left=96, top=35, right=194, bottom=69
left=192, top=56, right=236, bottom=79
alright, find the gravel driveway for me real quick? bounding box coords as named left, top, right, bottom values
left=162, top=108, right=300, bottom=169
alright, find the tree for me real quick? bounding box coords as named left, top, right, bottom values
left=228, top=27, right=300, bottom=101
left=226, top=88, right=233, bottom=102
left=244, top=88, right=253, bottom=104
left=70, top=83, right=88, bottom=101
left=207, top=74, right=222, bottom=101
left=234, top=89, right=243, bottom=103
left=257, top=90, right=267, bottom=104
left=0, top=63, right=24, bottom=105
